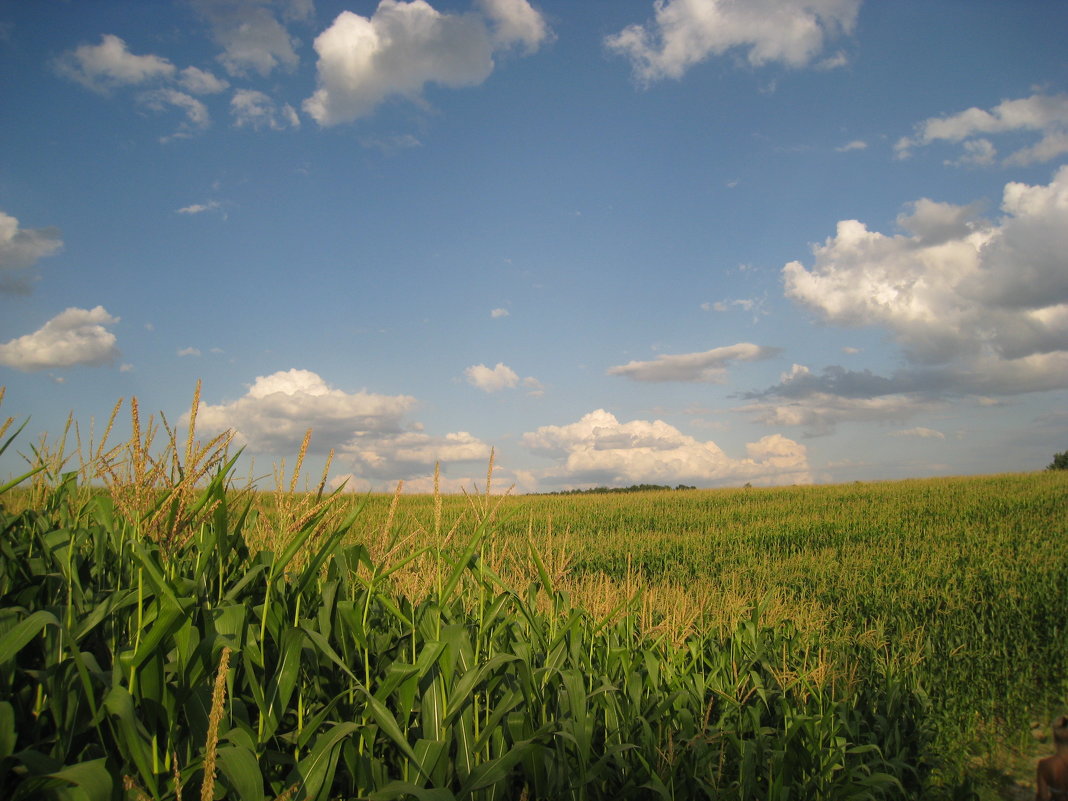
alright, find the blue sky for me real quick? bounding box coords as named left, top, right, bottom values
left=2, top=0, right=1067, bottom=492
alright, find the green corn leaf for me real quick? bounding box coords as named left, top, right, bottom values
left=0, top=610, right=58, bottom=665
left=292, top=523, right=351, bottom=599
left=456, top=739, right=537, bottom=797
left=411, top=738, right=447, bottom=788
left=0, top=701, right=15, bottom=760
left=374, top=660, right=420, bottom=704
left=444, top=654, right=519, bottom=723
left=220, top=561, right=268, bottom=604
left=292, top=721, right=358, bottom=801
left=471, top=689, right=524, bottom=755
left=262, top=626, right=304, bottom=741
left=45, top=759, right=113, bottom=801
left=368, top=781, right=455, bottom=801
left=217, top=745, right=266, bottom=801
left=103, top=686, right=159, bottom=798
left=298, top=621, right=357, bottom=680
left=127, top=594, right=189, bottom=672
left=0, top=464, right=46, bottom=496
left=363, top=694, right=424, bottom=769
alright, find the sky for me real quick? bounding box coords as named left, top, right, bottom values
left=1, top=0, right=1067, bottom=493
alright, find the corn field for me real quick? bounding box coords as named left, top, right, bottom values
left=0, top=391, right=1065, bottom=799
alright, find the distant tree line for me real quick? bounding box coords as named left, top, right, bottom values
left=538, top=483, right=698, bottom=496
left=1049, top=450, right=1068, bottom=470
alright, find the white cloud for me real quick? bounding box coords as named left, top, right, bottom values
left=177, top=200, right=221, bottom=215
left=522, top=409, right=811, bottom=487
left=0, top=211, right=63, bottom=294
left=191, top=0, right=301, bottom=77
left=783, top=168, right=1068, bottom=367
left=945, top=138, right=996, bottom=167
left=304, top=0, right=550, bottom=126
left=178, top=66, right=229, bottom=94
left=56, top=34, right=175, bottom=92
left=197, top=368, right=495, bottom=483
left=836, top=139, right=867, bottom=152
left=892, top=427, right=945, bottom=440
left=177, top=347, right=202, bottom=357
left=608, top=342, right=779, bottom=382
left=476, top=0, right=552, bottom=51
left=521, top=376, right=544, bottom=397
left=756, top=174, right=1068, bottom=432
left=742, top=391, right=936, bottom=437
left=0, top=306, right=120, bottom=371
left=197, top=368, right=418, bottom=454
left=138, top=89, right=211, bottom=135
left=231, top=89, right=300, bottom=130
left=490, top=307, right=509, bottom=318
left=465, top=362, right=519, bottom=392
left=606, top=0, right=860, bottom=84
left=895, top=92, right=1068, bottom=166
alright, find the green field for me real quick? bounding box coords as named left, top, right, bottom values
left=1, top=396, right=1066, bottom=799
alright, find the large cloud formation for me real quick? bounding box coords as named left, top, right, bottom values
left=197, top=369, right=493, bottom=483
left=606, top=0, right=860, bottom=84
left=522, top=409, right=811, bottom=487
left=304, top=0, right=550, bottom=125
left=608, top=342, right=779, bottom=382
left=755, top=167, right=1068, bottom=433
left=0, top=306, right=120, bottom=371
left=0, top=211, right=63, bottom=294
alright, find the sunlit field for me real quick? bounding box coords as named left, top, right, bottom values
left=1, top=389, right=1065, bottom=800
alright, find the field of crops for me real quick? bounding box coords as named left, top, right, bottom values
left=1, top=391, right=1066, bottom=800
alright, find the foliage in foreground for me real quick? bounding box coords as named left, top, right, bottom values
left=1, top=389, right=1065, bottom=799
left=0, top=465, right=936, bottom=800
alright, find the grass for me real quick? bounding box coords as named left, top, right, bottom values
left=0, top=388, right=1065, bottom=799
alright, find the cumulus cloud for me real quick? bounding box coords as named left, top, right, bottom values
left=177, top=347, right=202, bottom=357
left=231, top=89, right=300, bottom=129
left=608, top=342, right=779, bottom=382
left=490, top=307, right=509, bottom=318
left=0, top=306, right=120, bottom=371
left=606, top=0, right=860, bottom=84
left=0, top=211, right=63, bottom=294
left=895, top=92, right=1068, bottom=166
left=476, top=0, right=552, bottom=51
left=304, top=0, right=550, bottom=125
left=836, top=139, right=867, bottom=152
left=56, top=34, right=175, bottom=91
left=758, top=169, right=1068, bottom=432
left=783, top=168, right=1068, bottom=365
left=198, top=368, right=417, bottom=453
left=191, top=0, right=303, bottom=77
left=197, top=368, right=495, bottom=483
left=464, top=362, right=519, bottom=392
left=522, top=409, right=811, bottom=488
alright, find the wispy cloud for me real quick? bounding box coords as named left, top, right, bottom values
left=609, top=343, right=779, bottom=383
left=895, top=92, right=1068, bottom=166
